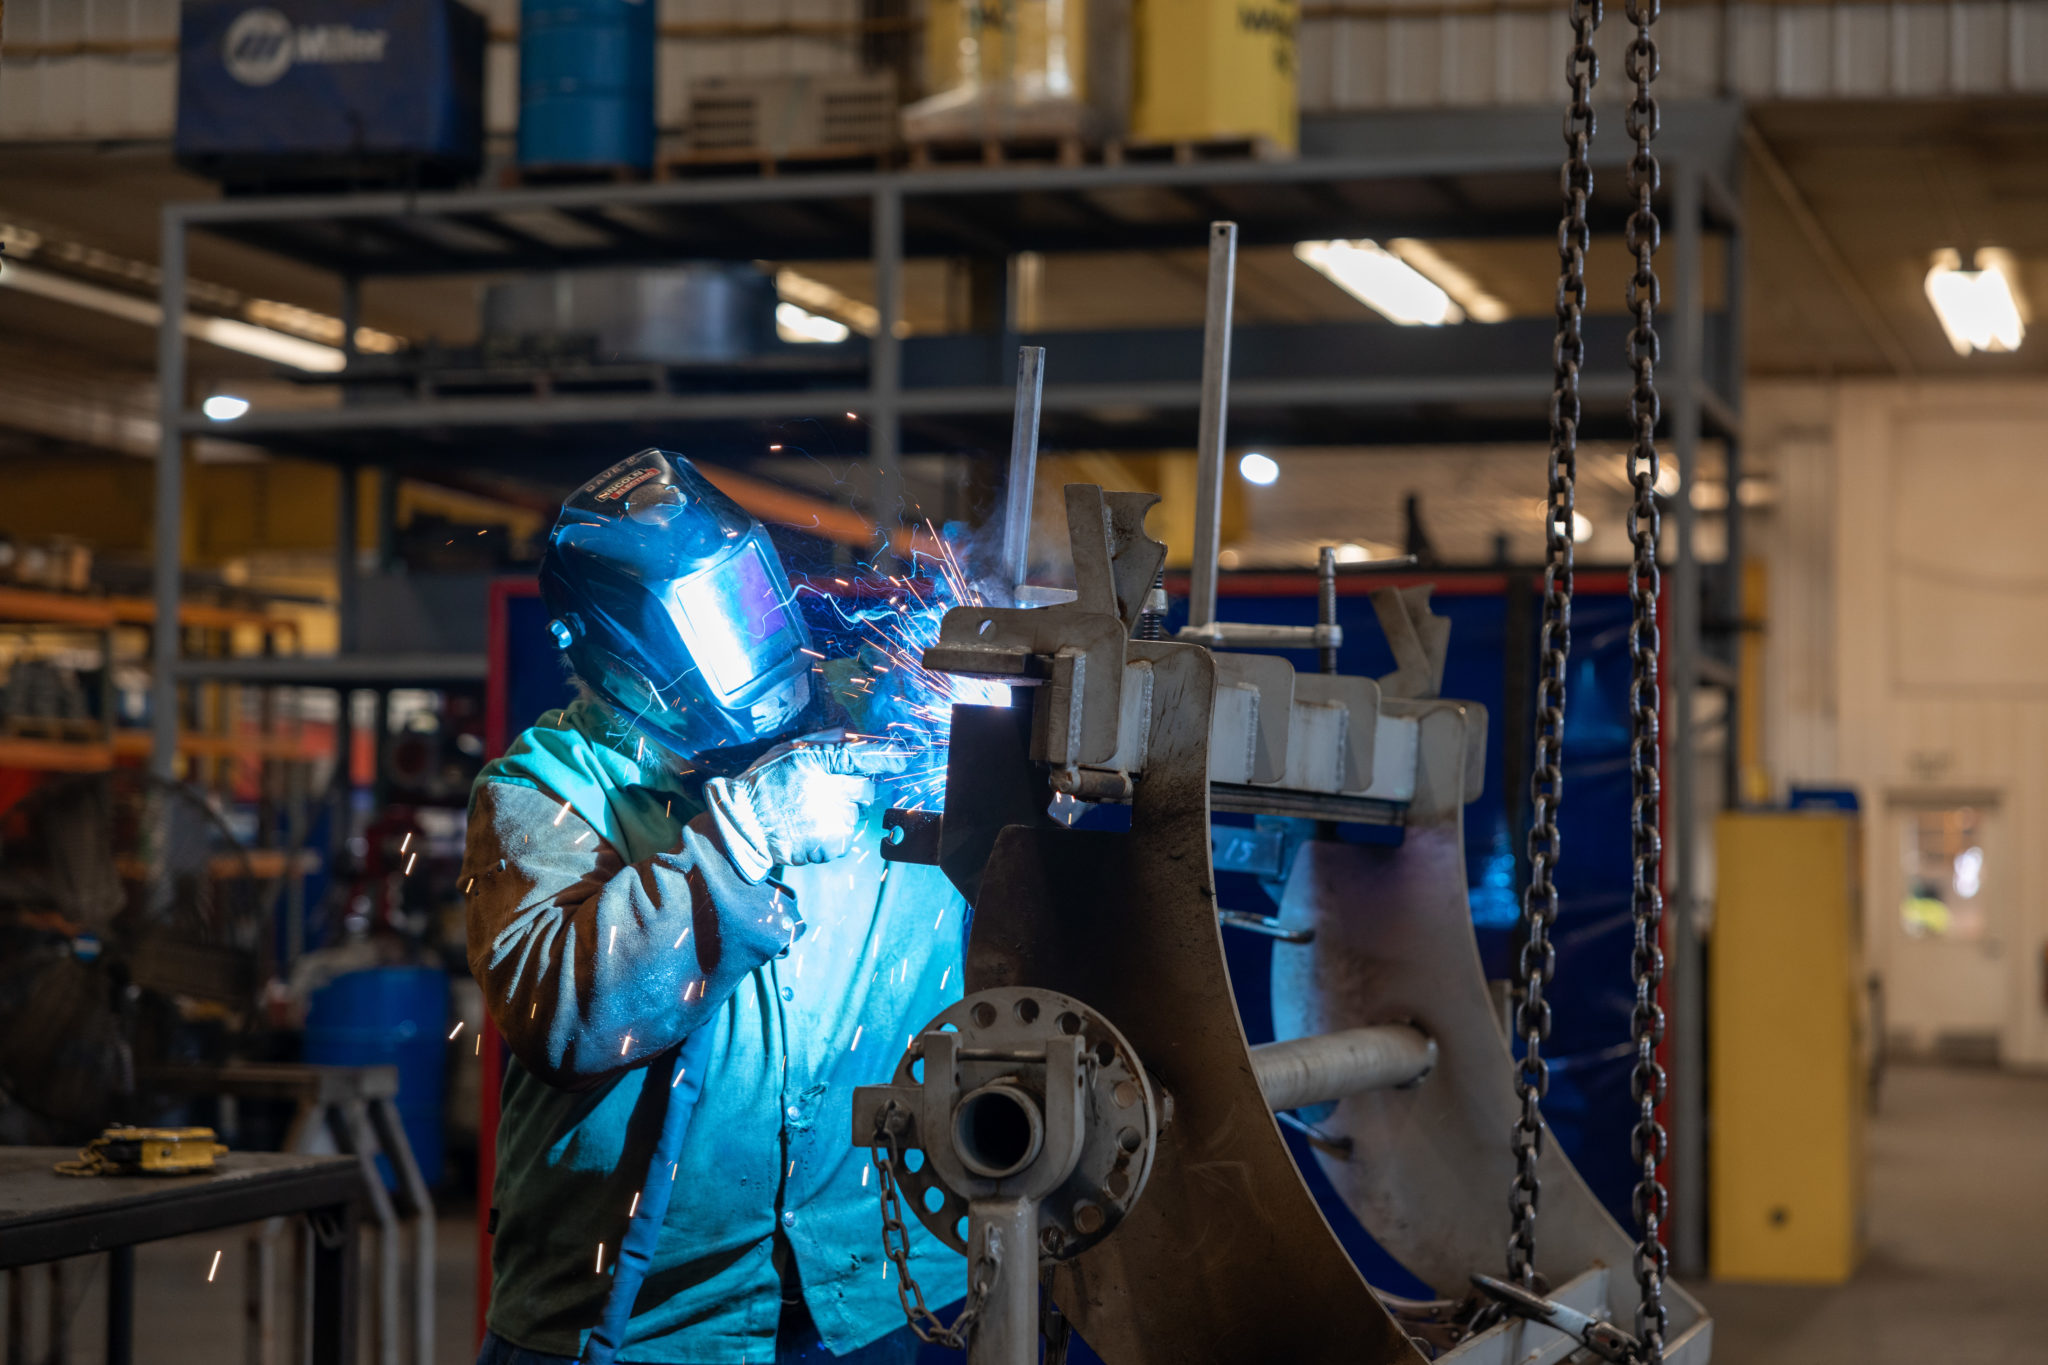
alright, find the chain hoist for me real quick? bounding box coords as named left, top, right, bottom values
left=1515, top=0, right=1669, bottom=1355
left=1622, top=0, right=1671, bottom=1353
left=870, top=1101, right=999, bottom=1350
left=1510, top=0, right=1600, bottom=1294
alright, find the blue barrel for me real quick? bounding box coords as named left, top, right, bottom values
left=518, top=0, right=656, bottom=171
left=305, top=967, right=449, bottom=1189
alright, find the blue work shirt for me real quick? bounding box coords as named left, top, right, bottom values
left=466, top=703, right=965, bottom=1362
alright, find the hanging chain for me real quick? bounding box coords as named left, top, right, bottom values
left=1510, top=0, right=1600, bottom=1294
left=1622, top=0, right=1670, bottom=1355
left=871, top=1102, right=999, bottom=1350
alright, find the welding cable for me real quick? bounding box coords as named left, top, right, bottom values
left=581, top=1024, right=720, bottom=1365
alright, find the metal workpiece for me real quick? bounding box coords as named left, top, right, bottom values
left=1187, top=221, right=1238, bottom=635
left=853, top=987, right=1160, bottom=1264
left=1174, top=620, right=1343, bottom=651
left=1001, top=346, right=1046, bottom=601
left=1249, top=1024, right=1437, bottom=1112
left=963, top=641, right=1425, bottom=1365
left=1267, top=704, right=1713, bottom=1361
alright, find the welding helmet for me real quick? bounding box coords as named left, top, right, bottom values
left=540, top=450, right=816, bottom=758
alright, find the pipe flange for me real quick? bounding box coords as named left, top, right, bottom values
left=887, top=986, right=1159, bottom=1261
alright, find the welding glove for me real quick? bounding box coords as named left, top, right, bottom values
left=703, top=732, right=911, bottom=881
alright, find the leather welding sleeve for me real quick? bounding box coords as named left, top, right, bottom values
left=462, top=780, right=800, bottom=1090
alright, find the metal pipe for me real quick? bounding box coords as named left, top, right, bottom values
left=1318, top=546, right=1340, bottom=674
left=1668, top=163, right=1709, bottom=1281
left=870, top=187, right=905, bottom=569
left=1187, top=221, right=1237, bottom=632
left=1249, top=1025, right=1436, bottom=1112
left=965, top=1196, right=1038, bottom=1365
left=1001, top=345, right=1046, bottom=597
left=151, top=211, right=187, bottom=781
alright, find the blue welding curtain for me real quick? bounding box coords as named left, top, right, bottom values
left=1185, top=580, right=1649, bottom=1292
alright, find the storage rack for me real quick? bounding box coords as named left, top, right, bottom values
left=151, top=100, right=1746, bottom=1273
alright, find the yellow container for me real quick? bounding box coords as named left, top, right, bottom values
left=1711, top=811, right=1865, bottom=1283
left=1131, top=0, right=1298, bottom=152
left=910, top=0, right=1130, bottom=142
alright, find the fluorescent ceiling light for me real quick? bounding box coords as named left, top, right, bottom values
left=1385, top=239, right=1510, bottom=323
left=1333, top=542, right=1373, bottom=564
left=1295, top=239, right=1462, bottom=326
left=203, top=395, right=251, bottom=421
left=1238, top=452, right=1279, bottom=485
left=0, top=260, right=346, bottom=371
left=1925, top=248, right=2026, bottom=355
left=775, top=301, right=851, bottom=345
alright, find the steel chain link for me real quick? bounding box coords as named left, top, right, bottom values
left=871, top=1102, right=999, bottom=1351
left=1511, top=0, right=1601, bottom=1294
left=1623, top=0, right=1670, bottom=1354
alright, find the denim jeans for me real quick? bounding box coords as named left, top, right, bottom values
left=473, top=1316, right=921, bottom=1365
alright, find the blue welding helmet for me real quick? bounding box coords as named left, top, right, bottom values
left=540, top=450, right=816, bottom=758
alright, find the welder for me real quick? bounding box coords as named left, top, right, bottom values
left=464, top=450, right=965, bottom=1364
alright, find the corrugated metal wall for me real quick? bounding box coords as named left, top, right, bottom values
left=0, top=0, right=181, bottom=140
left=1297, top=0, right=2048, bottom=110
left=7, top=1, right=2048, bottom=141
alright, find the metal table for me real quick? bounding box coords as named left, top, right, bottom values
left=0, top=1148, right=362, bottom=1365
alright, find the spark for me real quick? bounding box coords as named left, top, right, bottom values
left=629, top=1191, right=640, bottom=1217
left=672, top=1066, right=686, bottom=1089
left=862, top=1165, right=869, bottom=1187
left=595, top=1243, right=605, bottom=1273
left=574, top=830, right=591, bottom=846
left=636, top=736, right=644, bottom=762
left=400, top=832, right=412, bottom=853
left=448, top=1020, right=464, bottom=1040
left=788, top=1159, right=796, bottom=1177
left=466, top=878, right=475, bottom=893
left=674, top=927, right=691, bottom=949
left=851, top=1024, right=863, bottom=1051
left=769, top=443, right=783, bottom=451
left=474, top=1034, right=482, bottom=1055
left=935, top=906, right=946, bottom=930
left=404, top=851, right=418, bottom=874
left=553, top=800, right=572, bottom=826
left=940, top=967, right=950, bottom=990
left=621, top=1033, right=633, bottom=1055
left=665, top=800, right=672, bottom=817
left=671, top=1162, right=678, bottom=1180
left=846, top=410, right=857, bottom=419
left=609, top=925, right=619, bottom=953
left=530, top=1002, right=537, bottom=1018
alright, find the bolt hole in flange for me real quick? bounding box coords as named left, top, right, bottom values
left=953, top=1082, right=1045, bottom=1179
left=972, top=1001, right=998, bottom=1028
left=1015, top=997, right=1040, bottom=1024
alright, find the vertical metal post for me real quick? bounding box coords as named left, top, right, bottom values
left=1667, top=164, right=1708, bottom=1281
left=336, top=469, right=359, bottom=656
left=964, top=1199, right=1038, bottom=1365
left=151, top=210, right=188, bottom=782
left=870, top=187, right=905, bottom=564
left=1002, top=346, right=1046, bottom=596
left=106, top=1247, right=134, bottom=1365
left=1187, top=221, right=1238, bottom=633
left=1316, top=547, right=1339, bottom=674
left=308, top=1203, right=360, bottom=1365
left=1721, top=165, right=1751, bottom=811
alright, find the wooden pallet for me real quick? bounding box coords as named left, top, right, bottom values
left=1105, top=135, right=1291, bottom=166
left=0, top=715, right=102, bottom=743
left=905, top=133, right=1100, bottom=170
left=660, top=146, right=894, bottom=180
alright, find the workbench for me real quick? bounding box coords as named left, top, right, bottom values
left=0, top=1147, right=362, bottom=1365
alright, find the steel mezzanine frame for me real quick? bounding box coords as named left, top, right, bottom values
left=151, top=98, right=1745, bottom=1274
